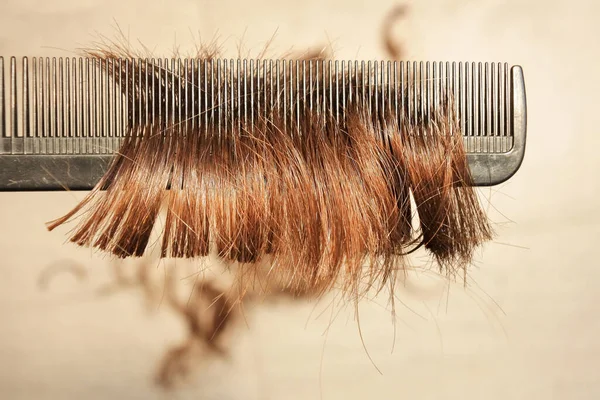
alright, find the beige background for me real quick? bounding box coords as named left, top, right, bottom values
left=1, top=0, right=599, bottom=398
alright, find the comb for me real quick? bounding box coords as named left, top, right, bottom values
left=0, top=56, right=526, bottom=191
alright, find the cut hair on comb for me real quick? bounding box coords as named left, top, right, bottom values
left=0, top=9, right=527, bottom=303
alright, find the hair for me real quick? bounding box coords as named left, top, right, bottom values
left=47, top=7, right=492, bottom=304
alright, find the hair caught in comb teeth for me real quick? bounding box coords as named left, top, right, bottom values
left=47, top=40, right=493, bottom=300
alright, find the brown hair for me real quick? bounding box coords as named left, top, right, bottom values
left=47, top=10, right=492, bottom=303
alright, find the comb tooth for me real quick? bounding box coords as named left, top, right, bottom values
left=432, top=61, right=437, bottom=115
left=384, top=60, right=389, bottom=118
left=124, top=58, right=130, bottom=141
left=236, top=58, right=241, bottom=133
left=321, top=59, right=326, bottom=125
left=256, top=59, right=261, bottom=125
left=458, top=62, right=464, bottom=141
left=262, top=59, right=267, bottom=128
left=83, top=58, right=88, bottom=151
left=45, top=58, right=50, bottom=150
left=10, top=57, right=17, bottom=153
left=116, top=58, right=121, bottom=142
left=234, top=58, right=239, bottom=132
left=197, top=58, right=202, bottom=131
left=421, top=61, right=432, bottom=123
left=155, top=58, right=161, bottom=130
left=23, top=57, right=30, bottom=153
left=449, top=61, right=454, bottom=124
left=80, top=57, right=85, bottom=149
left=245, top=59, right=249, bottom=129
left=144, top=58, right=149, bottom=128
left=419, top=61, right=424, bottom=124
left=0, top=57, right=5, bottom=150
left=466, top=61, right=472, bottom=142
left=250, top=59, right=255, bottom=129
left=473, top=62, right=479, bottom=151
left=407, top=61, right=412, bottom=123
left=328, top=59, right=333, bottom=125
left=308, top=60, right=312, bottom=113
left=203, top=59, right=207, bottom=133
left=79, top=58, right=84, bottom=152
left=48, top=57, right=57, bottom=154
left=84, top=58, right=89, bottom=152
left=126, top=58, right=132, bottom=144
left=399, top=61, right=405, bottom=125
left=366, top=60, right=371, bottom=116
left=498, top=61, right=505, bottom=150
left=104, top=58, right=110, bottom=151
left=185, top=58, right=194, bottom=132
left=103, top=58, right=109, bottom=153
left=290, top=60, right=294, bottom=130
left=233, top=58, right=238, bottom=133
left=491, top=62, right=497, bottom=152
left=104, top=57, right=109, bottom=149
left=359, top=60, right=364, bottom=114
left=32, top=58, right=38, bottom=149
left=448, top=61, right=454, bottom=122
left=165, top=58, right=170, bottom=129
left=292, top=59, right=296, bottom=130
left=394, top=61, right=398, bottom=124
left=334, top=60, right=339, bottom=125
left=37, top=58, right=43, bottom=151
left=347, top=60, right=353, bottom=107
left=277, top=60, right=288, bottom=132
left=275, top=59, right=280, bottom=124
left=438, top=61, right=443, bottom=111
left=177, top=58, right=182, bottom=129
left=218, top=58, right=222, bottom=138
left=43, top=58, right=49, bottom=152
left=404, top=61, right=410, bottom=124
left=340, top=60, right=346, bottom=121
left=301, top=60, right=305, bottom=119
left=412, top=61, right=418, bottom=124
left=373, top=60, right=378, bottom=124
left=482, top=62, right=492, bottom=153
left=164, top=58, right=169, bottom=129
left=379, top=60, right=385, bottom=122
left=499, top=62, right=505, bottom=148
left=471, top=62, right=480, bottom=152
left=210, top=59, right=214, bottom=133
left=171, top=58, right=176, bottom=129
left=72, top=58, right=78, bottom=147
left=96, top=58, right=106, bottom=154
left=473, top=62, right=479, bottom=141
left=98, top=57, right=104, bottom=154
left=231, top=59, right=235, bottom=135
left=67, top=57, right=73, bottom=153
left=190, top=58, right=195, bottom=131
left=223, top=58, right=228, bottom=137
left=285, top=59, right=290, bottom=130
left=100, top=57, right=106, bottom=152
left=480, top=62, right=486, bottom=143
left=295, top=59, right=300, bottom=132
left=505, top=62, right=511, bottom=151
left=114, top=58, right=119, bottom=145
left=198, top=58, right=202, bottom=131
left=284, top=59, right=289, bottom=130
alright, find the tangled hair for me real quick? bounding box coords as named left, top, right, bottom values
left=47, top=10, right=492, bottom=302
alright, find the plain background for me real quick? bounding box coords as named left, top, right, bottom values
left=1, top=0, right=599, bottom=398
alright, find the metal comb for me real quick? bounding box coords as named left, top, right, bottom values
left=0, top=56, right=527, bottom=191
